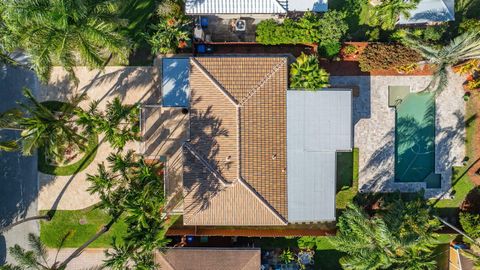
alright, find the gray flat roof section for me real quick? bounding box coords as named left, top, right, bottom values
left=288, top=0, right=328, bottom=12
left=397, top=0, right=454, bottom=24
left=287, top=89, right=352, bottom=223
left=162, top=58, right=190, bottom=107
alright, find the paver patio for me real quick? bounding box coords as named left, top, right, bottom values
left=38, top=66, right=162, bottom=210
left=331, top=73, right=465, bottom=198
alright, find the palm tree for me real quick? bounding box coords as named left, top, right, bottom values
left=0, top=233, right=101, bottom=270
left=76, top=97, right=140, bottom=150
left=367, top=0, right=420, bottom=30
left=86, top=151, right=168, bottom=269
left=0, top=0, right=130, bottom=83
left=290, top=53, right=330, bottom=90
left=0, top=88, right=87, bottom=157
left=405, top=31, right=480, bottom=93
left=331, top=198, right=441, bottom=270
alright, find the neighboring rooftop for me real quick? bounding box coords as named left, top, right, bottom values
left=155, top=248, right=261, bottom=270
left=182, top=57, right=288, bottom=226
left=287, top=90, right=353, bottom=222
left=288, top=0, right=328, bottom=12
left=397, top=0, right=455, bottom=24
left=185, top=0, right=287, bottom=14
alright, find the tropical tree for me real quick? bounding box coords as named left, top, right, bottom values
left=76, top=97, right=140, bottom=150
left=364, top=0, right=420, bottom=30
left=0, top=233, right=101, bottom=270
left=0, top=88, right=87, bottom=157
left=290, top=53, right=330, bottom=90
left=405, top=31, right=480, bottom=93
left=0, top=0, right=130, bottom=83
left=86, top=150, right=169, bottom=269
left=331, top=198, right=441, bottom=270
left=146, top=16, right=191, bottom=55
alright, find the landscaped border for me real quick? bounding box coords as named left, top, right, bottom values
left=37, top=100, right=99, bottom=176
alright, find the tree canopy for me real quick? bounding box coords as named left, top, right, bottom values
left=331, top=198, right=441, bottom=270
left=0, top=0, right=130, bottom=83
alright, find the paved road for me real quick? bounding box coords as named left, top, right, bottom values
left=0, top=66, right=39, bottom=264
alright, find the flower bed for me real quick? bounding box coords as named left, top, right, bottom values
left=37, top=101, right=99, bottom=176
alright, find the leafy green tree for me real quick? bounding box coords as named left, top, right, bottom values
left=364, top=0, right=420, bottom=30
left=331, top=199, right=441, bottom=270
left=405, top=31, right=480, bottom=93
left=290, top=53, right=330, bottom=90
left=0, top=0, right=130, bottom=83
left=87, top=150, right=168, bottom=269
left=0, top=88, right=87, bottom=157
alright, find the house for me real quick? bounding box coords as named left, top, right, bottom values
left=155, top=248, right=261, bottom=270
left=186, top=0, right=328, bottom=42
left=185, top=0, right=328, bottom=14
left=155, top=56, right=353, bottom=227
left=397, top=0, right=455, bottom=25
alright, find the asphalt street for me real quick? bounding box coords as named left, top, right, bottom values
left=0, top=66, right=39, bottom=264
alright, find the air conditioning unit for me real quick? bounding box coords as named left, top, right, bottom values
left=235, top=19, right=246, bottom=31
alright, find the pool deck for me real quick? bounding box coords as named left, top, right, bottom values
left=330, top=73, right=465, bottom=198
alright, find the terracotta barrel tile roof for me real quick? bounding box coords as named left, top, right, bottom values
left=183, top=57, right=288, bottom=226
left=155, top=248, right=261, bottom=270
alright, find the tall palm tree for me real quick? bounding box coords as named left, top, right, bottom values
left=87, top=151, right=168, bottom=269
left=0, top=233, right=101, bottom=270
left=331, top=199, right=441, bottom=270
left=405, top=31, right=480, bottom=93
left=0, top=88, right=87, bottom=157
left=0, top=0, right=130, bottom=83
left=76, top=97, right=140, bottom=150
left=368, top=0, right=420, bottom=30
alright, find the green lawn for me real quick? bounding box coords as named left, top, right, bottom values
left=336, top=148, right=359, bottom=209
left=40, top=207, right=127, bottom=248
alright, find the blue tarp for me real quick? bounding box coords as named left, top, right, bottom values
left=162, top=58, right=190, bottom=107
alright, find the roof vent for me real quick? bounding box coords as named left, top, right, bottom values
left=272, top=154, right=277, bottom=160
left=235, top=20, right=246, bottom=32
left=225, top=155, right=232, bottom=163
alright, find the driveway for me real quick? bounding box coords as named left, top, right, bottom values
left=0, top=66, right=39, bottom=264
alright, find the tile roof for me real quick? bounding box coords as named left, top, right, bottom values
left=183, top=57, right=288, bottom=226
left=155, top=248, right=261, bottom=270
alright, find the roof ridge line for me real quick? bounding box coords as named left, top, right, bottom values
left=237, top=177, right=288, bottom=225
left=239, top=58, right=287, bottom=106
left=191, top=58, right=240, bottom=107
left=183, top=142, right=232, bottom=187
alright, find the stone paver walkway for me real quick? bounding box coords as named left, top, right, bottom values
left=331, top=74, right=465, bottom=198
left=47, top=248, right=107, bottom=270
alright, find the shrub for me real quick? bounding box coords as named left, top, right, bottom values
left=146, top=16, right=191, bottom=54
left=460, top=212, right=480, bottom=239
left=422, top=26, right=447, bottom=42
left=320, top=42, right=342, bottom=58
left=290, top=53, right=330, bottom=90
left=343, top=44, right=358, bottom=55
left=358, top=43, right=423, bottom=72
left=256, top=11, right=348, bottom=47
left=459, top=19, right=480, bottom=34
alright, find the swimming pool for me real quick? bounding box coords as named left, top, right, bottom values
left=394, top=92, right=441, bottom=188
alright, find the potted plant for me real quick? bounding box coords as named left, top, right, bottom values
left=341, top=44, right=359, bottom=59
left=464, top=91, right=471, bottom=101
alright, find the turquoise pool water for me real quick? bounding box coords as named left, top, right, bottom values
left=394, top=92, right=441, bottom=188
